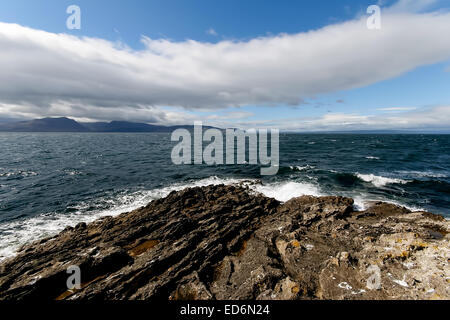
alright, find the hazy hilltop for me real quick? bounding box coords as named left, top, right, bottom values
left=0, top=117, right=88, bottom=132
left=0, top=117, right=202, bottom=133
left=0, top=117, right=447, bottom=134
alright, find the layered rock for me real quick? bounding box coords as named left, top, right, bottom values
left=0, top=185, right=448, bottom=300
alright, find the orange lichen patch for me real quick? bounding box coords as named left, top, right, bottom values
left=412, top=242, right=428, bottom=250
left=128, top=240, right=159, bottom=257
left=291, top=286, right=300, bottom=294
left=315, top=287, right=324, bottom=299
left=235, top=239, right=248, bottom=257
left=430, top=293, right=444, bottom=300
left=400, top=251, right=410, bottom=258
left=55, top=289, right=76, bottom=301
left=291, top=240, right=300, bottom=248
left=55, top=275, right=106, bottom=300
left=330, top=257, right=339, bottom=266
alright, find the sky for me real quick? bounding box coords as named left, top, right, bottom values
left=0, top=0, right=449, bottom=131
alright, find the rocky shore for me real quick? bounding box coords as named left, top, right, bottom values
left=0, top=184, right=448, bottom=300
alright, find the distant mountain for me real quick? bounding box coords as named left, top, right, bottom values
left=0, top=117, right=213, bottom=133
left=81, top=121, right=196, bottom=133
left=0, top=117, right=89, bottom=132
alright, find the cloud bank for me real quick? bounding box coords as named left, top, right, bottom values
left=246, top=105, right=450, bottom=132
left=0, top=2, right=449, bottom=128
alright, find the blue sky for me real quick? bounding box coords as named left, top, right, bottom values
left=0, top=0, right=383, bottom=43
left=0, top=0, right=449, bottom=131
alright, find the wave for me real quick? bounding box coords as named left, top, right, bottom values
left=289, top=165, right=315, bottom=172
left=352, top=195, right=423, bottom=212
left=252, top=181, right=321, bottom=202
left=365, top=156, right=380, bottom=160
left=0, top=170, right=38, bottom=178
left=356, top=173, right=409, bottom=188
left=394, top=170, right=448, bottom=179
left=64, top=169, right=83, bottom=176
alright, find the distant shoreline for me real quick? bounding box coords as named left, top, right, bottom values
left=0, top=117, right=449, bottom=134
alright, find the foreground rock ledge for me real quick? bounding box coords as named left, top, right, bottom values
left=0, top=185, right=448, bottom=300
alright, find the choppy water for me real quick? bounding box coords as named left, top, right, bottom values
left=0, top=133, right=449, bottom=260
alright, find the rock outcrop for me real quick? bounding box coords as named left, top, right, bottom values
left=0, top=185, right=448, bottom=300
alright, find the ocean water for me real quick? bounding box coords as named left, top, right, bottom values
left=0, top=133, right=449, bottom=260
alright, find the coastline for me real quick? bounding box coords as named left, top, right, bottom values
left=0, top=184, right=448, bottom=300
left=2, top=172, right=443, bottom=263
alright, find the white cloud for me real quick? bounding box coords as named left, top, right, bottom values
left=0, top=2, right=449, bottom=126
left=228, top=106, right=450, bottom=131
left=206, top=111, right=254, bottom=120
left=206, top=28, right=218, bottom=36
left=377, top=107, right=417, bottom=111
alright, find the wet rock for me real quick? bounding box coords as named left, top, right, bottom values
left=0, top=185, right=448, bottom=300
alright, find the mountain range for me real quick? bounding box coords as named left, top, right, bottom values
left=0, top=117, right=206, bottom=132
left=0, top=117, right=447, bottom=134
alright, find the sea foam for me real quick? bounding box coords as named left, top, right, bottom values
left=356, top=173, right=408, bottom=188
left=253, top=181, right=321, bottom=202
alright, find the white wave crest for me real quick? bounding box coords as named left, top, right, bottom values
left=289, top=165, right=315, bottom=171
left=352, top=195, right=423, bottom=212
left=253, top=181, right=321, bottom=202
left=0, top=170, right=38, bottom=177
left=356, top=173, right=409, bottom=188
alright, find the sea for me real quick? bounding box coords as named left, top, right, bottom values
left=0, top=133, right=449, bottom=260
